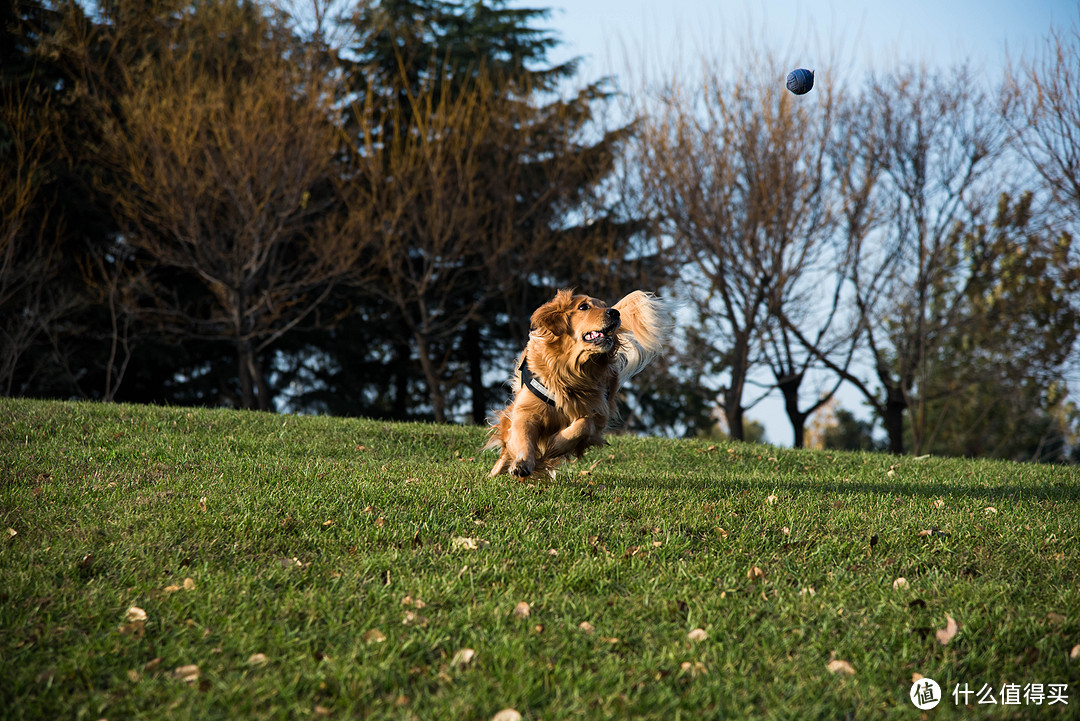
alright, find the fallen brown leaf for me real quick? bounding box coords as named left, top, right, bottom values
left=450, top=648, right=476, bottom=668
left=172, top=664, right=200, bottom=684
left=827, top=659, right=856, bottom=676
left=936, top=613, right=958, bottom=645
left=512, top=601, right=531, bottom=618
left=451, top=536, right=488, bottom=551
left=687, top=628, right=708, bottom=642
left=578, top=621, right=595, bottom=634
left=491, top=710, right=522, bottom=721
left=892, top=577, right=909, bottom=591
left=747, top=566, right=766, bottom=582
left=247, top=653, right=269, bottom=666
left=362, top=629, right=386, bottom=644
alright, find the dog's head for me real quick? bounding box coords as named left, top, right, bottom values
left=529, top=289, right=621, bottom=361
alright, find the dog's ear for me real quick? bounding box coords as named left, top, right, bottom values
left=530, top=289, right=574, bottom=336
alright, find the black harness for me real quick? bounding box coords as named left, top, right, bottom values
left=519, top=358, right=557, bottom=407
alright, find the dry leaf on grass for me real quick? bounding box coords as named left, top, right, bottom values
left=747, top=566, right=766, bottom=582
left=362, top=629, right=386, bottom=644
left=247, top=653, right=268, bottom=666
left=936, top=613, right=959, bottom=645
left=984, top=507, right=998, bottom=516
left=513, top=601, right=531, bottom=618
left=766, top=495, right=778, bottom=505
left=687, top=628, right=708, bottom=642
left=578, top=621, right=595, bottom=634
left=451, top=536, right=488, bottom=551
left=1070, top=644, right=1080, bottom=660
left=681, top=661, right=708, bottom=676
left=172, top=664, right=200, bottom=684
left=119, top=606, right=148, bottom=637
left=491, top=710, right=522, bottom=721
left=827, top=659, right=856, bottom=676
left=451, top=648, right=476, bottom=668
left=892, top=577, right=909, bottom=591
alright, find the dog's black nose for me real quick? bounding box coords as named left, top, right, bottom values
left=606, top=308, right=620, bottom=321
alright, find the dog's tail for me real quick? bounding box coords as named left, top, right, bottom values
left=612, top=291, right=673, bottom=384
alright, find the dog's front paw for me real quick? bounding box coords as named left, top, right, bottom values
left=511, top=459, right=534, bottom=477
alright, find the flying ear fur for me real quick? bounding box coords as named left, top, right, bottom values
left=529, top=288, right=575, bottom=336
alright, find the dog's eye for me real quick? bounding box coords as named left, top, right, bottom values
left=578, top=302, right=590, bottom=311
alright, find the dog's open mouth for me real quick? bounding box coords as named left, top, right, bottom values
left=583, top=320, right=620, bottom=345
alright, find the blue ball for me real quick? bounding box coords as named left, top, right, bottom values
left=786, top=68, right=815, bottom=95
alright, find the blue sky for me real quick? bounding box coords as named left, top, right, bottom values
left=520, top=0, right=1075, bottom=89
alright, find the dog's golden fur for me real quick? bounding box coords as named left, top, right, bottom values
left=486, top=289, right=671, bottom=478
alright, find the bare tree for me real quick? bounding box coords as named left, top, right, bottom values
left=797, top=66, right=1009, bottom=454
left=99, top=4, right=366, bottom=410
left=1007, top=13, right=1080, bottom=226
left=636, top=57, right=844, bottom=442
left=0, top=88, right=78, bottom=395
left=1007, top=14, right=1080, bottom=394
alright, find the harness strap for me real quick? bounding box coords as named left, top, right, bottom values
left=520, top=358, right=557, bottom=407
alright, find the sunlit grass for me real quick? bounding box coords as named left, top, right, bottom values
left=1, top=398, right=1077, bottom=719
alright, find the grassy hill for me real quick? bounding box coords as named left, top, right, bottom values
left=1, top=398, right=1077, bottom=719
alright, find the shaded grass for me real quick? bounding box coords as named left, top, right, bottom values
left=1, top=398, right=1078, bottom=719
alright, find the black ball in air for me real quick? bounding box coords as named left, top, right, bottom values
left=786, top=68, right=815, bottom=95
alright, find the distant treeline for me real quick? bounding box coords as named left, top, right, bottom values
left=3, top=0, right=1079, bottom=462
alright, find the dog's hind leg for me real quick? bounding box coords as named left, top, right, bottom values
left=542, top=417, right=602, bottom=460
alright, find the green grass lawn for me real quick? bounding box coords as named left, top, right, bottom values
left=1, top=398, right=1078, bottom=720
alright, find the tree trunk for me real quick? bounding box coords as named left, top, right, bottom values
left=724, top=332, right=752, bottom=441
left=415, top=332, right=446, bottom=423
left=882, top=387, right=906, bottom=454
left=465, top=321, right=486, bottom=425
left=248, top=349, right=271, bottom=412
left=237, top=341, right=254, bottom=410
left=777, top=372, right=807, bottom=448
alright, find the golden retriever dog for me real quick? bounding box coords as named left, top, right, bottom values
left=486, top=289, right=671, bottom=478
